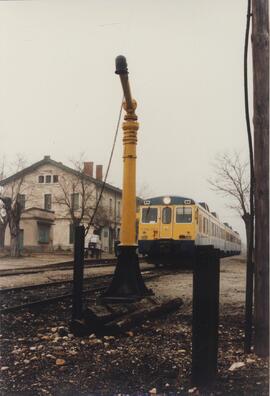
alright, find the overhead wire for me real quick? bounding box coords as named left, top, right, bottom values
left=85, top=95, right=123, bottom=235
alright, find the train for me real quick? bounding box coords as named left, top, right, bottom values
left=138, top=196, right=241, bottom=261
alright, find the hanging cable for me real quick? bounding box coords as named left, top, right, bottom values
left=85, top=96, right=123, bottom=235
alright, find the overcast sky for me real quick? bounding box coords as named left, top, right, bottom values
left=0, top=0, right=252, bottom=242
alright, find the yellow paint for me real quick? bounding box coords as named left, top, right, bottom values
left=139, top=205, right=196, bottom=241
left=120, top=100, right=139, bottom=246
left=159, top=206, right=173, bottom=239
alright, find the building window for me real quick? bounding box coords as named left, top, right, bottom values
left=117, top=201, right=121, bottom=217
left=71, top=193, right=79, bottom=210
left=45, top=175, right=51, bottom=183
left=53, top=175, right=58, bottom=183
left=44, top=194, right=52, bottom=210
left=109, top=198, right=113, bottom=215
left=17, top=194, right=25, bottom=210
left=38, top=223, right=50, bottom=243
left=69, top=224, right=74, bottom=244
left=38, top=175, right=44, bottom=183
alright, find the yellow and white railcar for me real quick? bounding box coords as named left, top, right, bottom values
left=138, top=196, right=241, bottom=259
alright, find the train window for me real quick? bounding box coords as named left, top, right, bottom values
left=203, top=218, right=208, bottom=234
left=176, top=207, right=192, bottom=223
left=199, top=215, right=202, bottom=232
left=162, top=207, right=171, bottom=224
left=141, top=208, right=158, bottom=223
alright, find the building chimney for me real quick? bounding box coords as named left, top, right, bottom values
left=96, top=165, right=103, bottom=181
left=83, top=162, right=94, bottom=177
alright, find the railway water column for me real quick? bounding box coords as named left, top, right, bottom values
left=102, top=55, right=150, bottom=301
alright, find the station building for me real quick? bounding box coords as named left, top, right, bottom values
left=0, top=156, right=132, bottom=253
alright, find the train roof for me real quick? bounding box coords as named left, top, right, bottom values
left=141, top=196, right=240, bottom=236
left=142, top=196, right=196, bottom=205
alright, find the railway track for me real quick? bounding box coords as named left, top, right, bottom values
left=0, top=269, right=166, bottom=315
left=0, top=257, right=118, bottom=277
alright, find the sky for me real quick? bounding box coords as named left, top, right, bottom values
left=0, top=0, right=252, bottom=242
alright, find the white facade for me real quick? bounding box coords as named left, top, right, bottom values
left=1, top=157, right=123, bottom=253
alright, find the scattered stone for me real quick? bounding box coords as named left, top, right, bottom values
left=55, top=358, right=66, bottom=366
left=29, top=346, right=36, bottom=351
left=11, top=349, right=21, bottom=354
left=89, top=339, right=102, bottom=345
left=126, top=331, right=134, bottom=337
left=53, top=346, right=64, bottom=351
left=58, top=327, right=68, bottom=337
left=246, top=358, right=256, bottom=364
left=229, top=362, right=245, bottom=371
left=149, top=388, right=157, bottom=394
left=104, top=336, right=115, bottom=340
left=188, top=387, right=199, bottom=394
left=46, top=354, right=56, bottom=360
left=41, top=336, right=50, bottom=341
left=51, top=327, right=58, bottom=333
left=1, top=367, right=9, bottom=371
left=106, top=350, right=117, bottom=355
left=23, top=360, right=30, bottom=364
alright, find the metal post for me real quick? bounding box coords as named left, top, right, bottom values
left=252, top=0, right=269, bottom=357
left=192, top=246, right=220, bottom=386
left=72, top=225, right=85, bottom=321
left=101, top=56, right=151, bottom=302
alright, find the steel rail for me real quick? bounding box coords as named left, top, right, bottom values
left=0, top=270, right=171, bottom=315
left=0, top=285, right=108, bottom=315
left=0, top=258, right=118, bottom=277
left=0, top=273, right=113, bottom=295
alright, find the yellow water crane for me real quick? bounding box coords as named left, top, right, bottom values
left=102, top=55, right=151, bottom=302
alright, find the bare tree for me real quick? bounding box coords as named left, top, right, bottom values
left=54, top=160, right=111, bottom=237
left=208, top=152, right=251, bottom=248
left=0, top=156, right=30, bottom=257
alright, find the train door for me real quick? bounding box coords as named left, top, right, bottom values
left=160, top=206, right=173, bottom=239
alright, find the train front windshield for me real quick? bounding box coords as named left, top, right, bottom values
left=141, top=207, right=158, bottom=223
left=175, top=207, right=192, bottom=223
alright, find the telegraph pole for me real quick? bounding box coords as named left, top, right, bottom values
left=252, top=0, right=269, bottom=357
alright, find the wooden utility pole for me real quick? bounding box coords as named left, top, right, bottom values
left=252, top=0, right=269, bottom=357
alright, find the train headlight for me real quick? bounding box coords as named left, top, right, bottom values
left=163, top=196, right=171, bottom=205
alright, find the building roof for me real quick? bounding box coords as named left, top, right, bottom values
left=0, top=156, right=123, bottom=195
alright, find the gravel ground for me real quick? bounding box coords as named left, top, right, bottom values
left=0, top=256, right=268, bottom=396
